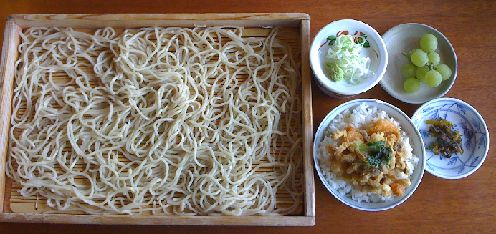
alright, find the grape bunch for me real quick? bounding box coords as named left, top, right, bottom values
left=400, top=33, right=453, bottom=93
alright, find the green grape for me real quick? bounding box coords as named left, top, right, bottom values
left=415, top=66, right=429, bottom=82
left=400, top=63, right=416, bottom=78
left=420, top=34, right=438, bottom=52
left=411, top=49, right=429, bottom=67
left=436, top=64, right=452, bottom=80
left=428, top=51, right=440, bottom=65
left=403, top=78, right=421, bottom=93
left=424, top=70, right=443, bottom=87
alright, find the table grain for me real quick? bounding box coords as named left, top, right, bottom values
left=0, top=0, right=495, bottom=233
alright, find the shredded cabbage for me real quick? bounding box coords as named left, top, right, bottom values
left=324, top=35, right=372, bottom=84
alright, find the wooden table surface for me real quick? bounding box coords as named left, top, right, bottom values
left=0, top=0, right=494, bottom=233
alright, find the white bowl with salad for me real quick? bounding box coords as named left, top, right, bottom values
left=310, top=19, right=388, bottom=97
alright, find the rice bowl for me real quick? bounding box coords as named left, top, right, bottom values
left=314, top=99, right=425, bottom=211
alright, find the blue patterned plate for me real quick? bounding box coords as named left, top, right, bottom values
left=412, top=98, right=489, bottom=179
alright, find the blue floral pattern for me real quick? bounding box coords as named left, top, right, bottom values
left=411, top=98, right=489, bottom=179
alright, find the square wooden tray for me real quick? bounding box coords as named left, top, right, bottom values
left=0, top=13, right=314, bottom=226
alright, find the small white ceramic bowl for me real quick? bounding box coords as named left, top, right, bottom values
left=411, top=98, right=489, bottom=179
left=310, top=19, right=388, bottom=97
left=314, top=99, right=425, bottom=211
left=380, top=23, right=458, bottom=104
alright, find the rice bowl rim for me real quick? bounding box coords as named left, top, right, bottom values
left=313, top=99, right=426, bottom=211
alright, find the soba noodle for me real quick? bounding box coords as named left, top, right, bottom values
left=7, top=26, right=302, bottom=215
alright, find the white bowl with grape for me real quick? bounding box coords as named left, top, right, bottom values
left=310, top=19, right=388, bottom=97
left=380, top=23, right=457, bottom=104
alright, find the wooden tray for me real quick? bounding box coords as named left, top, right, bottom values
left=0, top=13, right=314, bottom=226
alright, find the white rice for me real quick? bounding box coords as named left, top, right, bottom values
left=318, top=103, right=419, bottom=203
